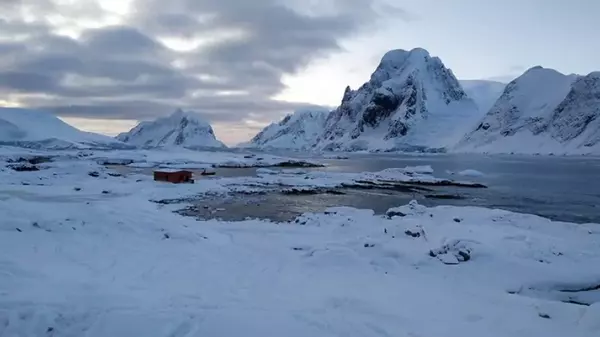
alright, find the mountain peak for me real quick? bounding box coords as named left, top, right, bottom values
left=117, top=109, right=225, bottom=148
left=317, top=47, right=478, bottom=151
left=379, top=48, right=430, bottom=66
left=166, top=109, right=208, bottom=124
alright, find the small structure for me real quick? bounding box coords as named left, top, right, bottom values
left=200, top=168, right=216, bottom=176
left=153, top=169, right=194, bottom=184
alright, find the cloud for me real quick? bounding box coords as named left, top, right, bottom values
left=0, top=0, right=404, bottom=131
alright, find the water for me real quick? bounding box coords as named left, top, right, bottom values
left=183, top=153, right=600, bottom=224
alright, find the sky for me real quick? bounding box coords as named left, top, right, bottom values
left=1, top=0, right=600, bottom=145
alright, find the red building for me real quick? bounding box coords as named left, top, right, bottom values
left=153, top=169, right=194, bottom=183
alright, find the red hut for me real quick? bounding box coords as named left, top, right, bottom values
left=153, top=169, right=194, bottom=184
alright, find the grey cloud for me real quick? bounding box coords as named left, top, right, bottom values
left=0, top=71, right=59, bottom=93
left=1, top=0, right=404, bottom=132
left=37, top=98, right=323, bottom=124
left=0, top=18, right=49, bottom=37
left=80, top=26, right=167, bottom=57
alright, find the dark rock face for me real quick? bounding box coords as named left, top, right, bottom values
left=8, top=163, right=39, bottom=171
left=548, top=73, right=600, bottom=145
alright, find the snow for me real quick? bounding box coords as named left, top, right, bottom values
left=400, top=165, right=434, bottom=174
left=457, top=169, right=485, bottom=177
left=457, top=67, right=600, bottom=155
left=316, top=48, right=482, bottom=152
left=73, top=147, right=325, bottom=170
left=0, top=107, right=128, bottom=149
left=153, top=168, right=192, bottom=173
left=0, top=148, right=599, bottom=336
left=245, top=107, right=330, bottom=150
left=116, top=109, right=226, bottom=148
left=460, top=79, right=507, bottom=112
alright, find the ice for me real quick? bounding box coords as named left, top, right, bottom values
left=399, top=165, right=434, bottom=174
left=0, top=149, right=598, bottom=337
left=457, top=169, right=485, bottom=177
left=256, top=168, right=278, bottom=175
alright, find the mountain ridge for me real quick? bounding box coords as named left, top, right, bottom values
left=245, top=108, right=330, bottom=150
left=457, top=66, right=599, bottom=154
left=0, top=107, right=128, bottom=149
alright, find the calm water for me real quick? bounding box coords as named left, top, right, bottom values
left=184, top=153, right=600, bottom=224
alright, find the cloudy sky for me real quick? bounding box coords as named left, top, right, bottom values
left=1, top=0, right=599, bottom=145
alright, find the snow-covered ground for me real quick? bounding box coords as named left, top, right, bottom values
left=1, top=147, right=599, bottom=337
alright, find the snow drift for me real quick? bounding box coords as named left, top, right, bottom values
left=117, top=109, right=226, bottom=148
left=0, top=107, right=128, bottom=149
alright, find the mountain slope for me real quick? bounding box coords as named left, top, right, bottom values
left=460, top=80, right=506, bottom=113
left=457, top=67, right=597, bottom=154
left=245, top=108, right=329, bottom=149
left=0, top=107, right=127, bottom=149
left=315, top=48, right=480, bottom=152
left=117, top=109, right=226, bottom=148
left=546, top=72, right=600, bottom=150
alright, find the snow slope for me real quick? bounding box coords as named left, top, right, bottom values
left=0, top=152, right=598, bottom=336
left=546, top=72, right=600, bottom=150
left=117, top=109, right=226, bottom=148
left=460, top=80, right=506, bottom=113
left=0, top=107, right=127, bottom=149
left=316, top=48, right=481, bottom=152
left=457, top=67, right=600, bottom=154
left=245, top=108, right=329, bottom=150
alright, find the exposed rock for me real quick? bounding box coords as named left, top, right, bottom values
left=8, top=163, right=39, bottom=172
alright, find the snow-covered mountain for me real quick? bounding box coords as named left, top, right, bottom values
left=460, top=80, right=506, bottom=113
left=456, top=66, right=600, bottom=154
left=544, top=72, right=600, bottom=150
left=117, top=109, right=226, bottom=148
left=244, top=108, right=330, bottom=150
left=0, top=107, right=127, bottom=149
left=315, top=48, right=481, bottom=152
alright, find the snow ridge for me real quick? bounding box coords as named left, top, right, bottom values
left=246, top=108, right=330, bottom=150
left=117, top=109, right=226, bottom=148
